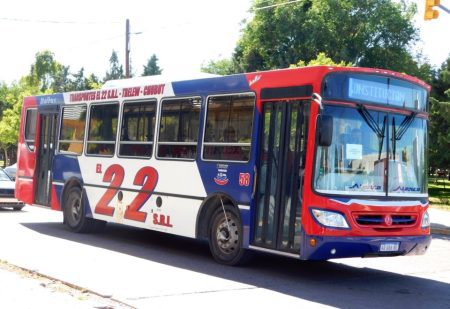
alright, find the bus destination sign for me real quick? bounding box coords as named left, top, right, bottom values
left=348, top=77, right=406, bottom=106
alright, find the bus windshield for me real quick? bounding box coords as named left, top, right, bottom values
left=314, top=105, right=427, bottom=197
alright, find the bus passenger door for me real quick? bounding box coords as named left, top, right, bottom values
left=35, top=112, right=58, bottom=206
left=253, top=100, right=308, bottom=254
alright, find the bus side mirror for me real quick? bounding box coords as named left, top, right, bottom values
left=318, top=115, right=333, bottom=147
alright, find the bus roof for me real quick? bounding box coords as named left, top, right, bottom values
left=102, top=72, right=221, bottom=89
left=24, top=66, right=431, bottom=107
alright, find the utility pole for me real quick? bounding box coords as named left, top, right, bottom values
left=125, top=19, right=130, bottom=78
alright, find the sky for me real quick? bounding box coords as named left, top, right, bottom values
left=0, top=0, right=449, bottom=85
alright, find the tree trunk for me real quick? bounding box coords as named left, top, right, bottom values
left=2, top=148, right=7, bottom=168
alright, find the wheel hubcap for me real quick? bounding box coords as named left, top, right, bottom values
left=216, top=215, right=239, bottom=254
left=71, top=196, right=81, bottom=222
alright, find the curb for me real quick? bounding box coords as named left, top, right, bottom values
left=0, top=260, right=136, bottom=309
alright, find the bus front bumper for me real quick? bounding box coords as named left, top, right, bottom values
left=300, top=233, right=432, bottom=260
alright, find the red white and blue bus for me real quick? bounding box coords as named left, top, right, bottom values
left=16, top=66, right=431, bottom=265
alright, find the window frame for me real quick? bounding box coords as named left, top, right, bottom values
left=24, top=108, right=38, bottom=152
left=201, top=92, right=256, bottom=163
left=57, top=104, right=87, bottom=156
left=85, top=101, right=120, bottom=157
left=117, top=99, right=157, bottom=160
left=312, top=102, right=429, bottom=198
left=156, top=96, right=202, bottom=161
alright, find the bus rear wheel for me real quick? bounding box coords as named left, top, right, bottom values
left=63, top=186, right=105, bottom=233
left=208, top=205, right=249, bottom=266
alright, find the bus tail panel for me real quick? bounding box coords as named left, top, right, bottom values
left=16, top=97, right=38, bottom=205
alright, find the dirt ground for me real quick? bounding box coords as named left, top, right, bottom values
left=0, top=260, right=133, bottom=308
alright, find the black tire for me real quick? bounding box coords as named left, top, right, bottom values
left=63, top=186, right=105, bottom=233
left=13, top=205, right=25, bottom=211
left=208, top=205, right=250, bottom=266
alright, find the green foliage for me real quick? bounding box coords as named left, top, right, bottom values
left=429, top=56, right=450, bottom=172
left=142, top=54, right=163, bottom=76
left=235, top=0, right=422, bottom=76
left=201, top=58, right=238, bottom=75
left=104, top=50, right=124, bottom=82
left=433, top=56, right=450, bottom=100
left=0, top=79, right=40, bottom=148
left=429, top=177, right=450, bottom=207
left=290, top=52, right=352, bottom=68
left=27, top=50, right=64, bottom=92
left=67, top=68, right=101, bottom=91
left=0, top=83, right=13, bottom=116
left=86, top=73, right=102, bottom=90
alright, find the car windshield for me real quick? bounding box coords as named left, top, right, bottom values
left=0, top=169, right=12, bottom=181
left=314, top=105, right=427, bottom=197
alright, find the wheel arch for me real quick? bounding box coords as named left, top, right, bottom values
left=195, top=192, right=240, bottom=240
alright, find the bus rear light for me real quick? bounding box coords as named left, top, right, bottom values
left=309, top=238, right=317, bottom=247
left=311, top=208, right=350, bottom=229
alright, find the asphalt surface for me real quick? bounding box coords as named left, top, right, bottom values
left=1, top=206, right=448, bottom=308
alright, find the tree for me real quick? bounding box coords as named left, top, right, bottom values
left=234, top=0, right=422, bottom=75
left=0, top=79, right=40, bottom=165
left=201, top=58, right=237, bottom=75
left=432, top=56, right=450, bottom=100
left=51, top=65, right=72, bottom=93
left=142, top=54, right=162, bottom=76
left=86, top=73, right=102, bottom=90
left=290, top=52, right=352, bottom=68
left=66, top=68, right=102, bottom=91
left=104, top=50, right=124, bottom=82
left=0, top=83, right=12, bottom=117
left=27, top=50, right=63, bottom=92
left=0, top=50, right=102, bottom=165
left=429, top=56, right=450, bottom=174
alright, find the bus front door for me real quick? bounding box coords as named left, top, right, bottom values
left=253, top=100, right=308, bottom=254
left=34, top=112, right=58, bottom=206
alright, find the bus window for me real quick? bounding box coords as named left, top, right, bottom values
left=157, top=97, right=201, bottom=160
left=24, top=108, right=38, bottom=151
left=119, top=100, right=156, bottom=158
left=86, top=103, right=119, bottom=156
left=58, top=105, right=87, bottom=155
left=203, top=93, right=254, bottom=161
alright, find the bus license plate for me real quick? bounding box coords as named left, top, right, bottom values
left=380, top=242, right=400, bottom=252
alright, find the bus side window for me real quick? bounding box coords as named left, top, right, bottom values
left=58, top=105, right=87, bottom=155
left=203, top=93, right=254, bottom=162
left=86, top=103, right=119, bottom=156
left=119, top=100, right=156, bottom=158
left=157, top=97, right=201, bottom=160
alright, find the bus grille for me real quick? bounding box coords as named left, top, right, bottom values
left=353, top=213, right=417, bottom=228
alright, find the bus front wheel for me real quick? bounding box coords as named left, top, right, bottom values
left=208, top=205, right=249, bottom=266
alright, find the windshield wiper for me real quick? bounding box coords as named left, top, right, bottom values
left=357, top=104, right=386, bottom=160
left=391, top=112, right=417, bottom=161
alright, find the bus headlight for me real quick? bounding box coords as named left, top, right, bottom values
left=311, top=208, right=350, bottom=229
left=421, top=211, right=430, bottom=228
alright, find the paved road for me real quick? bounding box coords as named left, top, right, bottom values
left=1, top=206, right=449, bottom=308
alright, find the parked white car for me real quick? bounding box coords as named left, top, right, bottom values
left=4, top=163, right=17, bottom=180
left=0, top=168, right=24, bottom=211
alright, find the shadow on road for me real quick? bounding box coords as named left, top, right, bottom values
left=22, top=221, right=450, bottom=308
